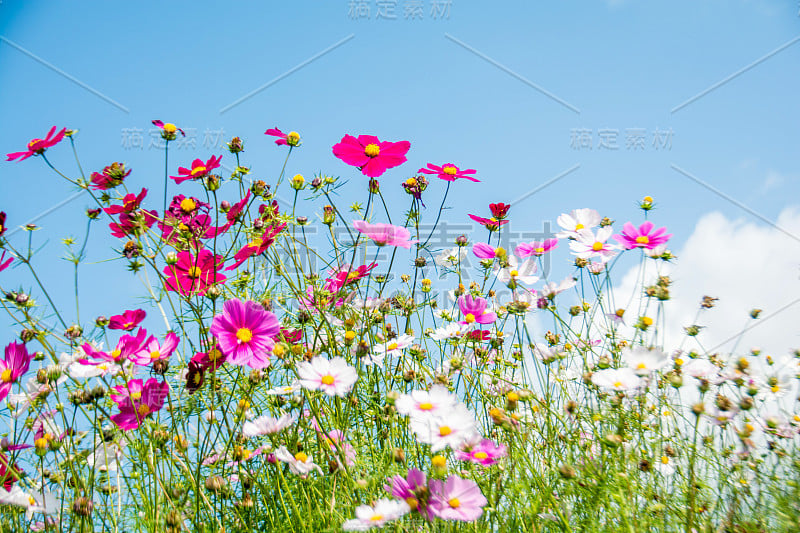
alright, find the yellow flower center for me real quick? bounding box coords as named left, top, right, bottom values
left=405, top=177, right=417, bottom=187
left=474, top=451, right=489, bottom=460
left=661, top=456, right=669, bottom=464
left=439, top=425, right=452, bottom=436
left=294, top=452, right=308, bottom=462
left=178, top=223, right=189, bottom=232
left=405, top=497, right=419, bottom=511
left=208, top=348, right=221, bottom=362
left=509, top=269, right=519, bottom=277
left=615, top=309, right=625, bottom=317
left=370, top=514, right=384, bottom=522
left=771, top=385, right=780, bottom=393
left=387, top=342, right=398, bottom=351
left=191, top=165, right=207, bottom=176
left=494, top=247, right=506, bottom=257
left=163, top=123, right=177, bottom=133
left=636, top=363, right=647, bottom=370
left=592, top=241, right=604, bottom=252
left=0, top=369, right=12, bottom=383
left=448, top=498, right=461, bottom=509
left=675, top=358, right=684, bottom=366
left=131, top=391, right=142, bottom=401
left=642, top=317, right=653, bottom=326
left=344, top=331, right=356, bottom=341
left=431, top=455, right=446, bottom=467
left=111, top=349, right=122, bottom=360
left=292, top=174, right=304, bottom=184
left=613, top=381, right=623, bottom=388
left=321, top=374, right=335, bottom=386
left=465, top=313, right=476, bottom=324
left=287, top=131, right=300, bottom=143
left=150, top=351, right=161, bottom=360
left=635, top=235, right=649, bottom=244
left=364, top=143, right=380, bottom=157
left=575, top=223, right=584, bottom=230
left=535, top=247, right=544, bottom=253
left=28, top=138, right=43, bottom=149
left=187, top=266, right=202, bottom=278
left=180, top=198, right=196, bottom=212
left=442, top=165, right=458, bottom=176
left=419, top=402, right=434, bottom=411
left=236, top=328, right=253, bottom=343
left=137, top=404, right=151, bottom=417
left=643, top=196, right=653, bottom=203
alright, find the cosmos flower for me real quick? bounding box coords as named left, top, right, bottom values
left=494, top=257, right=539, bottom=286
left=209, top=299, right=280, bottom=369
left=128, top=332, right=180, bottom=367
left=353, top=220, right=417, bottom=248
left=6, top=127, right=67, bottom=162
left=274, top=445, right=322, bottom=476
left=384, top=468, right=432, bottom=519
left=171, top=155, right=222, bottom=184
left=332, top=134, right=410, bottom=177
left=591, top=367, right=643, bottom=392
left=110, top=378, right=169, bottom=431
left=226, top=223, right=286, bottom=270
left=264, top=127, right=300, bottom=146
left=468, top=214, right=508, bottom=231
left=614, top=221, right=672, bottom=250
left=0, top=342, right=33, bottom=403
left=455, top=438, right=507, bottom=466
left=296, top=356, right=357, bottom=396
left=152, top=120, right=185, bottom=138
left=395, top=385, right=458, bottom=420
left=569, top=227, right=619, bottom=262
left=417, top=163, right=478, bottom=182
left=428, top=475, right=488, bottom=521
left=556, top=208, right=601, bottom=239
left=242, top=413, right=297, bottom=438
left=163, top=249, right=227, bottom=296
left=343, top=499, right=410, bottom=531
left=409, top=403, right=479, bottom=452
left=458, top=295, right=497, bottom=325
left=515, top=238, right=558, bottom=258
left=622, top=346, right=670, bottom=376
left=472, top=243, right=507, bottom=260
left=90, top=162, right=131, bottom=190
left=108, top=309, right=146, bottom=331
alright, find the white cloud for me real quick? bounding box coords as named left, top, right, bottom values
left=613, top=207, right=800, bottom=357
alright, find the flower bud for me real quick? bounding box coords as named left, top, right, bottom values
left=291, top=174, right=305, bottom=190
left=226, top=136, right=244, bottom=153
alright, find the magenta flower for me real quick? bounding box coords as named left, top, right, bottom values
left=428, top=475, right=487, bottom=521
left=163, top=249, right=227, bottom=296
left=353, top=220, right=418, bottom=249
left=515, top=238, right=558, bottom=258
left=0, top=251, right=12, bottom=273
left=384, top=468, right=432, bottom=518
left=0, top=211, right=6, bottom=237
left=0, top=342, right=33, bottom=403
left=209, top=299, right=280, bottom=369
left=264, top=128, right=300, bottom=146
left=6, top=127, right=67, bottom=162
left=458, top=295, right=497, bottom=325
left=90, top=162, right=131, bottom=190
left=614, top=221, right=671, bottom=250
left=332, top=134, right=410, bottom=177
left=455, top=438, right=507, bottom=466
left=104, top=188, right=149, bottom=216
left=108, top=309, right=146, bottom=331
left=171, top=155, right=222, bottom=184
left=418, top=163, right=478, bottom=182
left=152, top=120, right=186, bottom=137
left=129, top=332, right=179, bottom=366
left=81, top=328, right=147, bottom=365
left=468, top=214, right=508, bottom=231
left=226, top=222, right=286, bottom=270
left=110, top=378, right=169, bottom=431
left=472, top=243, right=507, bottom=259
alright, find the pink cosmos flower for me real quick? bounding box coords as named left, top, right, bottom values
left=110, top=378, right=169, bottom=431
left=468, top=214, right=508, bottom=231
left=205, top=192, right=251, bottom=238
left=297, top=356, right=358, bottom=396
left=163, top=249, right=227, bottom=296
left=0, top=252, right=13, bottom=273
left=226, top=222, right=286, bottom=270
left=171, top=155, right=222, bottom=184
left=455, top=438, right=507, bottom=466
left=264, top=128, right=300, bottom=146
left=0, top=342, right=33, bottom=403
left=385, top=468, right=432, bottom=518
left=108, top=309, right=146, bottom=331
left=472, top=243, right=507, bottom=260
left=152, top=120, right=186, bottom=137
left=569, top=227, right=619, bottom=262
left=418, top=163, right=479, bottom=182
left=332, top=134, right=410, bottom=177
left=104, top=188, right=149, bottom=216
left=80, top=328, right=147, bottom=366
left=458, top=295, right=497, bottom=325
left=6, top=127, right=67, bottom=162
left=614, top=221, right=672, bottom=250
left=128, top=332, right=180, bottom=366
left=108, top=210, right=158, bottom=239
left=515, top=238, right=558, bottom=258
left=90, top=162, right=131, bottom=190
left=428, top=475, right=488, bottom=522
left=353, top=220, right=418, bottom=249
left=209, top=299, right=280, bottom=369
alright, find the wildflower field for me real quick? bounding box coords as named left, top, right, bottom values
left=0, top=124, right=799, bottom=533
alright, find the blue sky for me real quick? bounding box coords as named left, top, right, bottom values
left=0, top=1, right=798, bottom=348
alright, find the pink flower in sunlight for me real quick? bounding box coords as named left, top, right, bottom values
left=128, top=332, right=180, bottom=367
left=515, top=238, right=558, bottom=258
left=458, top=295, right=497, bottom=325
left=455, top=438, right=507, bottom=466
left=209, top=299, right=280, bottom=369
left=264, top=128, right=300, bottom=147
left=614, top=221, right=672, bottom=250
left=0, top=252, right=12, bottom=273
left=90, top=162, right=131, bottom=190
left=332, top=134, right=410, bottom=177
left=104, top=188, right=149, bottom=216
left=418, top=163, right=479, bottom=182
left=152, top=120, right=185, bottom=137
left=353, top=220, right=418, bottom=248
left=163, top=249, right=227, bottom=296
left=171, top=155, right=222, bottom=184
left=472, top=243, right=507, bottom=260
left=6, top=127, right=67, bottom=162
left=0, top=343, right=33, bottom=403
left=226, top=222, right=286, bottom=270
left=110, top=378, right=169, bottom=431
left=428, top=475, right=487, bottom=522
left=108, top=309, right=146, bottom=331
left=468, top=214, right=508, bottom=231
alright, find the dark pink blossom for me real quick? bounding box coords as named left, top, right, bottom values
left=332, top=134, right=410, bottom=178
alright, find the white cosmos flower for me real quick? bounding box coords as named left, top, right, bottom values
left=622, top=346, right=670, bottom=376
left=495, top=257, right=539, bottom=286
left=343, top=498, right=410, bottom=531
left=591, top=367, right=643, bottom=392
left=275, top=445, right=322, bottom=476
left=395, top=385, right=459, bottom=420
left=556, top=208, right=601, bottom=239
left=242, top=413, right=297, bottom=438
left=434, top=247, right=467, bottom=268
left=429, top=322, right=473, bottom=341
left=297, top=356, right=357, bottom=397
left=265, top=382, right=301, bottom=395
left=540, top=276, right=577, bottom=298
left=409, top=403, right=479, bottom=452
left=569, top=227, right=619, bottom=262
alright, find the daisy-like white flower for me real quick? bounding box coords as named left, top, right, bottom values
left=591, top=367, right=643, bottom=392
left=540, top=276, right=577, bottom=299
left=556, top=208, right=601, bottom=239
left=429, top=323, right=473, bottom=341
left=242, top=413, right=297, bottom=438
left=654, top=455, right=676, bottom=476
left=265, top=382, right=301, bottom=395
left=343, top=498, right=411, bottom=531
left=622, top=346, right=670, bottom=376
left=395, top=385, right=459, bottom=419
left=274, top=445, right=322, bottom=476
left=297, top=356, right=357, bottom=396
left=352, top=296, right=383, bottom=310
left=681, top=358, right=719, bottom=380
left=409, top=403, right=479, bottom=452
left=495, top=256, right=539, bottom=286
left=369, top=334, right=415, bottom=365
left=569, top=227, right=619, bottom=262
left=435, top=247, right=468, bottom=268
